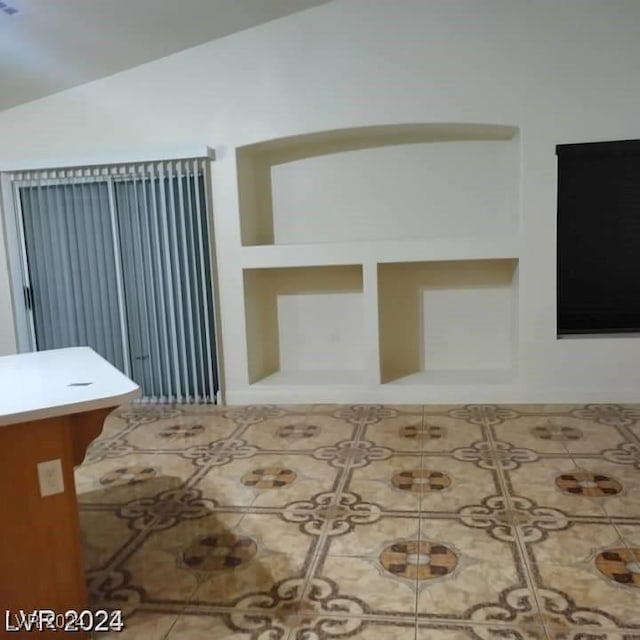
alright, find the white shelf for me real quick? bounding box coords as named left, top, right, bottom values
left=378, top=259, right=518, bottom=383
left=238, top=123, right=519, bottom=247
left=240, top=234, right=520, bottom=269
left=243, top=265, right=366, bottom=385
left=250, top=370, right=366, bottom=387
left=233, top=123, right=522, bottom=402
left=387, top=369, right=518, bottom=386
left=227, top=378, right=523, bottom=405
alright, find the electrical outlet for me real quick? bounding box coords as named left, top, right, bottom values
left=37, top=459, right=65, bottom=497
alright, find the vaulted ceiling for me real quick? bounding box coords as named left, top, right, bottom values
left=0, top=0, right=332, bottom=111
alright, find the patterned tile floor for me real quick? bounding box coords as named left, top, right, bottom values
left=75, top=403, right=640, bottom=639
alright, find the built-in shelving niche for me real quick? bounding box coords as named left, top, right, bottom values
left=244, top=265, right=365, bottom=386
left=237, top=123, right=519, bottom=246
left=378, top=259, right=519, bottom=384
left=236, top=123, right=521, bottom=400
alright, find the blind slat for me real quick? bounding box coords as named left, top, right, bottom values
left=13, top=158, right=218, bottom=403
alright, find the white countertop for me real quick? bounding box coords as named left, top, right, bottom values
left=0, top=347, right=141, bottom=426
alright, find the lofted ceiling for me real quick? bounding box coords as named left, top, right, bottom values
left=0, top=0, right=332, bottom=111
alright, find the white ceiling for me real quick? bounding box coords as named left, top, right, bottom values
left=0, top=0, right=332, bottom=111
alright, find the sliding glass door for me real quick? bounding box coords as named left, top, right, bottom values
left=113, top=167, right=217, bottom=403
left=20, top=182, right=127, bottom=371
left=14, top=159, right=219, bottom=403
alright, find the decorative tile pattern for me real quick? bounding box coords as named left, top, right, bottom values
left=453, top=440, right=538, bottom=470
left=281, top=490, right=381, bottom=537
left=531, top=424, right=583, bottom=441
left=313, top=438, right=393, bottom=468
left=595, top=548, right=640, bottom=587
left=379, top=540, right=458, bottom=580
left=76, top=403, right=640, bottom=639
left=241, top=466, right=298, bottom=488
left=158, top=423, right=206, bottom=439
left=100, top=466, right=158, bottom=486
left=400, top=423, right=445, bottom=440
left=182, top=533, right=257, bottom=571
left=278, top=423, right=320, bottom=439
left=391, top=469, right=451, bottom=493
left=555, top=471, right=622, bottom=497
left=458, top=494, right=569, bottom=543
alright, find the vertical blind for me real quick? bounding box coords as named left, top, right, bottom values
left=20, top=181, right=126, bottom=371
left=13, top=159, right=219, bottom=403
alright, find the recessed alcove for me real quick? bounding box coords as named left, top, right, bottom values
left=244, top=265, right=365, bottom=385
left=378, top=259, right=518, bottom=384
left=235, top=123, right=521, bottom=401
left=237, top=123, right=519, bottom=246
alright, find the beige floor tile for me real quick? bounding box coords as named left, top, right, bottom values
left=386, top=404, right=426, bottom=412
left=234, top=513, right=317, bottom=558
left=241, top=414, right=356, bottom=451
left=553, top=461, right=640, bottom=519
left=506, top=458, right=610, bottom=517
left=124, top=414, right=238, bottom=451
left=416, top=416, right=486, bottom=454
left=110, top=404, right=183, bottom=421
left=324, top=513, right=420, bottom=557
left=92, top=612, right=178, bottom=640
left=166, top=614, right=252, bottom=639
left=319, top=554, right=418, bottom=613
left=294, top=618, right=417, bottom=639
left=501, top=404, right=584, bottom=413
left=322, top=516, right=525, bottom=617
left=170, top=612, right=418, bottom=640
left=189, top=514, right=313, bottom=607
left=130, top=511, right=245, bottom=555
left=613, top=524, right=640, bottom=548
left=545, top=629, right=633, bottom=640
left=429, top=405, right=521, bottom=427
left=83, top=437, right=137, bottom=465
left=568, top=458, right=640, bottom=489
left=628, top=423, right=640, bottom=441
left=417, top=625, right=547, bottom=639
left=217, top=404, right=290, bottom=422
left=100, top=412, right=131, bottom=438
left=75, top=454, right=195, bottom=505
left=560, top=404, right=640, bottom=426
left=197, top=453, right=338, bottom=509
left=361, top=413, right=426, bottom=452
left=296, top=403, right=379, bottom=414
left=526, top=522, right=624, bottom=566
left=113, top=546, right=197, bottom=603
left=328, top=404, right=423, bottom=425
left=417, top=628, right=475, bottom=640
left=74, top=402, right=640, bottom=638
left=258, top=402, right=358, bottom=417
left=415, top=519, right=525, bottom=617
left=416, top=562, right=528, bottom=618
left=492, top=415, right=587, bottom=454
left=419, top=457, right=499, bottom=514
left=534, top=562, right=640, bottom=627
left=191, top=556, right=306, bottom=609
left=346, top=455, right=497, bottom=514
left=104, top=512, right=244, bottom=603
left=80, top=509, right=137, bottom=571
left=346, top=456, right=426, bottom=512
left=190, top=460, right=257, bottom=507
left=561, top=421, right=629, bottom=456
left=602, top=486, right=640, bottom=520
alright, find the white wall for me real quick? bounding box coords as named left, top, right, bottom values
left=270, top=140, right=517, bottom=244
left=1, top=0, right=639, bottom=400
